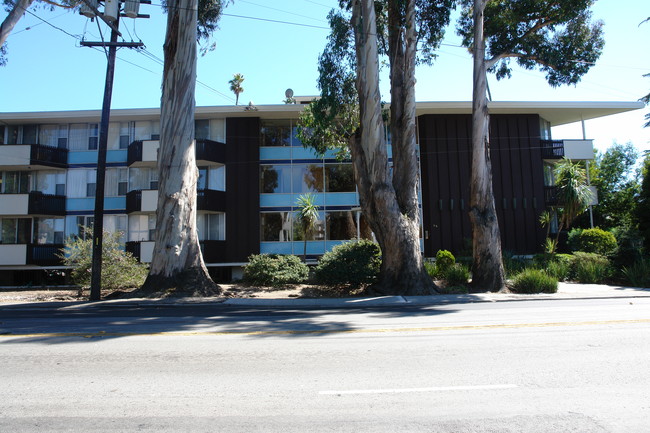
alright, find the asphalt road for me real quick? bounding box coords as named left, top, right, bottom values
left=1, top=298, right=649, bottom=432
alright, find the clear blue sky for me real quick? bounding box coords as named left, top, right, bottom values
left=1, top=0, right=648, bottom=153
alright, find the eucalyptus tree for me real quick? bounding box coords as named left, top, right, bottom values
left=457, top=0, right=604, bottom=291
left=140, top=0, right=231, bottom=295
left=299, top=0, right=453, bottom=296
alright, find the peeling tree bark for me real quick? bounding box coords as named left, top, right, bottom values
left=350, top=0, right=435, bottom=296
left=139, top=0, right=218, bottom=296
left=469, top=0, right=506, bottom=292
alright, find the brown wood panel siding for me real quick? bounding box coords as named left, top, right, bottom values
left=225, top=117, right=260, bottom=262
left=419, top=113, right=545, bottom=256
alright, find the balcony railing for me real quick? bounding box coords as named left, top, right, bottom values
left=30, top=144, right=68, bottom=167
left=125, top=241, right=141, bottom=261
left=27, top=244, right=65, bottom=266
left=28, top=191, right=66, bottom=215
left=127, top=140, right=144, bottom=166
left=197, top=189, right=226, bottom=212
left=541, top=140, right=564, bottom=159
left=125, top=189, right=142, bottom=214
left=195, top=139, right=226, bottom=164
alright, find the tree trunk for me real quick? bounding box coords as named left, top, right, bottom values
left=0, top=0, right=36, bottom=48
left=350, top=0, right=435, bottom=296
left=139, top=0, right=219, bottom=296
left=469, top=0, right=506, bottom=292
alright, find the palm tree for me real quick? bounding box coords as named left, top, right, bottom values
left=554, top=158, right=594, bottom=244
left=228, top=73, right=244, bottom=105
left=295, top=193, right=320, bottom=261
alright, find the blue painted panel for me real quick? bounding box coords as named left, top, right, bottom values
left=323, top=192, right=358, bottom=207
left=68, top=151, right=97, bottom=165
left=325, top=240, right=347, bottom=251
left=260, top=194, right=292, bottom=208
left=66, top=197, right=126, bottom=211
left=292, top=241, right=326, bottom=256
left=107, top=150, right=127, bottom=163
left=291, top=147, right=323, bottom=160
left=260, top=147, right=291, bottom=160
left=260, top=242, right=293, bottom=255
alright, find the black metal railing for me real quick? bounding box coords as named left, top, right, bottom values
left=127, top=140, right=143, bottom=166
left=125, top=241, right=141, bottom=261
left=28, top=191, right=66, bottom=215
left=125, top=190, right=143, bottom=214
left=27, top=244, right=65, bottom=266
left=195, top=139, right=226, bottom=163
left=541, top=140, right=564, bottom=159
left=199, top=240, right=227, bottom=263
left=30, top=144, right=68, bottom=167
left=196, top=189, right=226, bottom=212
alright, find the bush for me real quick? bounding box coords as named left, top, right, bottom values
left=424, top=260, right=437, bottom=279
left=314, top=240, right=381, bottom=288
left=622, top=258, right=650, bottom=288
left=545, top=255, right=572, bottom=281
left=503, top=251, right=527, bottom=278
left=243, top=254, right=309, bottom=286
left=611, top=225, right=644, bottom=268
left=443, top=263, right=471, bottom=287
left=510, top=268, right=558, bottom=294
left=570, top=252, right=611, bottom=284
left=568, top=228, right=617, bottom=256
left=435, top=250, right=455, bottom=274
left=59, top=230, right=148, bottom=291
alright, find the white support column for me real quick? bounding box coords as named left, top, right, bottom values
left=582, top=116, right=594, bottom=229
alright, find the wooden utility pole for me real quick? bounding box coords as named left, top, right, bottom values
left=80, top=1, right=147, bottom=301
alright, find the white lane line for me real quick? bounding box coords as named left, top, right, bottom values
left=319, top=384, right=518, bottom=395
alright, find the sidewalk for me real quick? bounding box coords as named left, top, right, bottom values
left=4, top=282, right=646, bottom=310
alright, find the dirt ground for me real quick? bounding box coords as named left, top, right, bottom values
left=0, top=284, right=367, bottom=304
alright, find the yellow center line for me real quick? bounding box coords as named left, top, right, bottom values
left=1, top=318, right=649, bottom=339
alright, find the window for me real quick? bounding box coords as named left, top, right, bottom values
left=1, top=171, right=30, bottom=194
left=22, top=125, right=38, bottom=144
left=58, top=125, right=68, bottom=149
left=197, top=212, right=225, bottom=241
left=88, top=123, right=99, bottom=150
left=261, top=212, right=292, bottom=242
left=119, top=122, right=131, bottom=149
left=5, top=125, right=19, bottom=145
left=86, top=170, right=96, bottom=197
left=128, top=214, right=156, bottom=242
left=325, top=164, right=355, bottom=192
left=149, top=169, right=159, bottom=190
left=260, top=165, right=291, bottom=193
left=292, top=164, right=323, bottom=193
left=292, top=211, right=325, bottom=241
left=195, top=119, right=210, bottom=140
left=118, top=168, right=128, bottom=196
left=0, top=218, right=31, bottom=244
left=261, top=120, right=291, bottom=147
left=129, top=167, right=158, bottom=191
left=33, top=218, right=65, bottom=244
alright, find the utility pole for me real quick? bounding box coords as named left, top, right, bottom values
left=80, top=0, right=148, bottom=301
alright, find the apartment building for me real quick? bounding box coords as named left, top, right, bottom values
left=0, top=101, right=641, bottom=284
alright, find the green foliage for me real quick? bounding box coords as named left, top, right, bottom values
left=510, top=269, right=558, bottom=294
left=443, top=263, right=470, bottom=287
left=570, top=252, right=611, bottom=284
left=554, top=159, right=594, bottom=234
left=228, top=73, right=244, bottom=105
left=610, top=225, right=644, bottom=268
left=457, top=0, right=604, bottom=87
left=424, top=260, right=437, bottom=279
left=637, top=155, right=650, bottom=250
left=567, top=227, right=617, bottom=256
left=435, top=249, right=455, bottom=275
left=502, top=251, right=527, bottom=278
left=59, top=230, right=148, bottom=291
left=295, top=193, right=321, bottom=259
left=314, top=240, right=381, bottom=288
left=622, top=258, right=650, bottom=288
left=546, top=257, right=572, bottom=282
left=243, top=254, right=309, bottom=287
left=587, top=143, right=640, bottom=229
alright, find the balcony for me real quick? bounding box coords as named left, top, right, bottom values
left=200, top=240, right=227, bottom=263
left=127, top=138, right=225, bottom=167
left=126, top=189, right=225, bottom=213
left=0, top=192, right=66, bottom=216
left=125, top=189, right=158, bottom=214
left=126, top=240, right=155, bottom=263
left=27, top=244, right=65, bottom=266
left=541, top=139, right=594, bottom=161
left=0, top=144, right=68, bottom=169
left=544, top=185, right=598, bottom=207
left=0, top=244, right=27, bottom=265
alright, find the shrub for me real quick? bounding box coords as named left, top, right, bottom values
left=545, top=255, right=572, bottom=281
left=510, top=268, right=558, bottom=294
left=503, top=251, right=527, bottom=278
left=59, top=230, right=148, bottom=291
left=443, top=263, right=470, bottom=287
left=243, top=254, right=309, bottom=286
left=570, top=252, right=611, bottom=284
left=314, top=240, right=381, bottom=287
left=610, top=225, right=644, bottom=268
left=622, top=258, right=650, bottom=288
left=424, top=260, right=437, bottom=279
left=568, top=227, right=617, bottom=256
left=435, top=250, right=455, bottom=272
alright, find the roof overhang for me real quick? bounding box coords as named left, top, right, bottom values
left=0, top=100, right=643, bottom=126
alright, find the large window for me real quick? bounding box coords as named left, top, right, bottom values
left=0, top=218, right=31, bottom=244
left=326, top=211, right=372, bottom=240
left=197, top=212, right=225, bottom=241
left=261, top=211, right=326, bottom=242
left=260, top=165, right=291, bottom=193
left=198, top=165, right=226, bottom=191
left=325, top=163, right=355, bottom=192
left=33, top=218, right=64, bottom=244
left=292, top=164, right=323, bottom=193
left=0, top=171, right=30, bottom=194
left=261, top=120, right=291, bottom=147
left=128, top=214, right=156, bottom=242
left=33, top=171, right=65, bottom=196
left=129, top=167, right=158, bottom=191
left=88, top=124, right=99, bottom=150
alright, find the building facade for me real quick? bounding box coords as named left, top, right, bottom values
left=0, top=101, right=640, bottom=284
